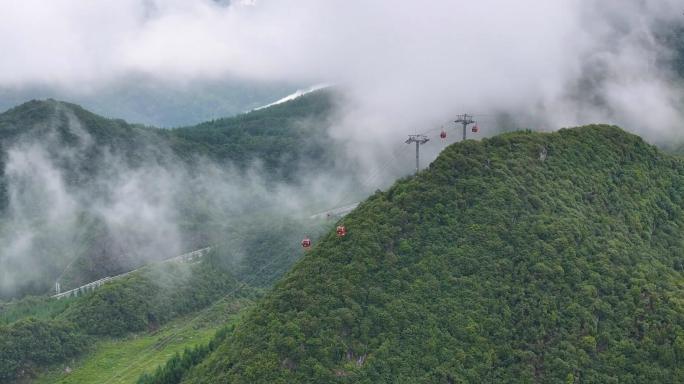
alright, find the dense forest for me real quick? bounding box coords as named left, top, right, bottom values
left=177, top=125, right=684, bottom=383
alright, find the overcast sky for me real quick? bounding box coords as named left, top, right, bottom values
left=1, top=0, right=683, bottom=141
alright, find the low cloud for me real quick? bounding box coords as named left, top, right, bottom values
left=1, top=1, right=681, bottom=141
left=0, top=105, right=359, bottom=298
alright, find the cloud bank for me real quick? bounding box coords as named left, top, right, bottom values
left=1, top=0, right=682, bottom=141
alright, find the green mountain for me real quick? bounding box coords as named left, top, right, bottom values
left=182, top=125, right=684, bottom=383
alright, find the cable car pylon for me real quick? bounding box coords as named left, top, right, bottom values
left=455, top=113, right=477, bottom=140
left=405, top=134, right=429, bottom=174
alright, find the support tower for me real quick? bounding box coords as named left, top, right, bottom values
left=455, top=113, right=476, bottom=141
left=405, top=134, right=430, bottom=174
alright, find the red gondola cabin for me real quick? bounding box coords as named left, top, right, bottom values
left=472, top=125, right=479, bottom=133
left=336, top=225, right=347, bottom=237
left=301, top=237, right=312, bottom=249
left=440, top=130, right=447, bottom=139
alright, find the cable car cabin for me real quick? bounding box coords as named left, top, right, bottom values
left=472, top=125, right=479, bottom=133
left=440, top=130, right=447, bottom=139
left=336, top=225, right=347, bottom=237
left=301, top=237, right=312, bottom=249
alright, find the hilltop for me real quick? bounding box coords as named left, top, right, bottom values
left=182, top=125, right=684, bottom=383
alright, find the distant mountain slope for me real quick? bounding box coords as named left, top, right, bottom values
left=0, top=77, right=298, bottom=127
left=0, top=90, right=339, bottom=299
left=0, top=90, right=337, bottom=182
left=185, top=126, right=684, bottom=383
left=167, top=89, right=338, bottom=178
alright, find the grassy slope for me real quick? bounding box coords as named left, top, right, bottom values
left=0, top=252, right=257, bottom=383
left=33, top=297, right=252, bottom=384
left=184, top=125, right=684, bottom=383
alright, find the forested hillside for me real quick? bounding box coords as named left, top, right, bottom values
left=167, top=90, right=338, bottom=177
left=183, top=125, right=684, bottom=383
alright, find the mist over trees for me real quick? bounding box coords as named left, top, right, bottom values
left=0, top=91, right=355, bottom=300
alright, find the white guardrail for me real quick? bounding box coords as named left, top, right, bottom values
left=52, top=247, right=212, bottom=299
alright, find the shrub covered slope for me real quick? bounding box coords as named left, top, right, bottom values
left=185, top=125, right=684, bottom=383
left=0, top=252, right=249, bottom=382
